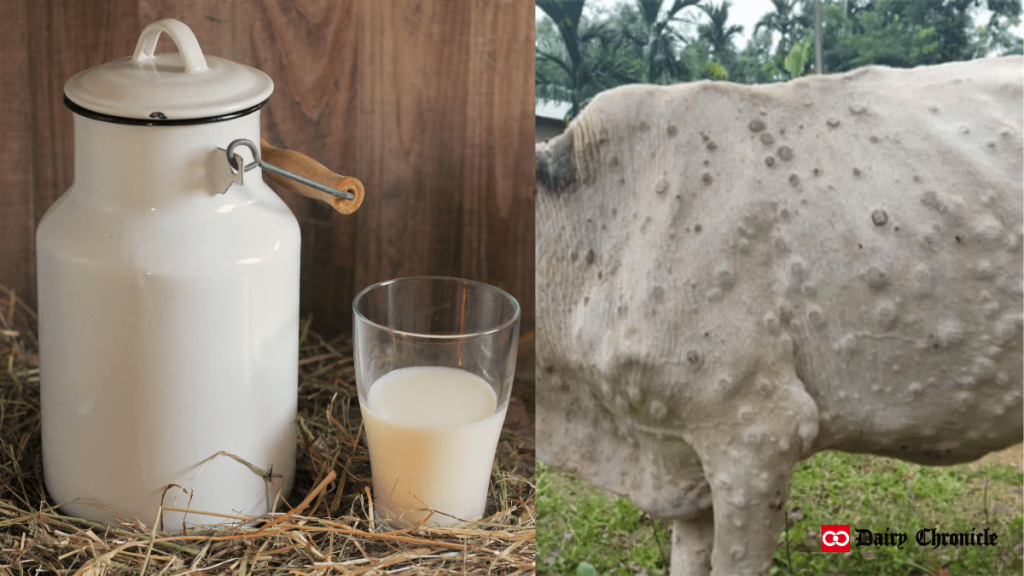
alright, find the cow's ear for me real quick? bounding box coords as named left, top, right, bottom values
left=536, top=130, right=576, bottom=195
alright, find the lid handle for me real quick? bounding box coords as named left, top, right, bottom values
left=132, top=19, right=209, bottom=73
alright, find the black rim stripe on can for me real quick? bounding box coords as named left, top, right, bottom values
left=63, top=95, right=269, bottom=126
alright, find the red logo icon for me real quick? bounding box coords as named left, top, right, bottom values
left=821, top=525, right=851, bottom=552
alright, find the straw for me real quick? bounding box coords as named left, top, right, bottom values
left=0, top=284, right=535, bottom=574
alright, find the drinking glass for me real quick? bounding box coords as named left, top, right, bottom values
left=353, top=276, right=520, bottom=527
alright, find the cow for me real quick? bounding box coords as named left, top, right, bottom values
left=535, top=56, right=1023, bottom=576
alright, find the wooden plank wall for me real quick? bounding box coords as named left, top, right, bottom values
left=0, top=0, right=535, bottom=336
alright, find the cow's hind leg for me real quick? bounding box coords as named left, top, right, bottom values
left=670, top=509, right=714, bottom=576
left=692, top=364, right=819, bottom=576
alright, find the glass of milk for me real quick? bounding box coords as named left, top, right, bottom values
left=353, top=276, right=520, bottom=528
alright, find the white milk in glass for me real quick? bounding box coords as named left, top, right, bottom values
left=360, top=366, right=507, bottom=527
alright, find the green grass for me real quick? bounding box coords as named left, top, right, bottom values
left=537, top=461, right=672, bottom=575
left=538, top=448, right=1023, bottom=576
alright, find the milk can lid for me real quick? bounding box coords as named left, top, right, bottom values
left=63, top=19, right=274, bottom=124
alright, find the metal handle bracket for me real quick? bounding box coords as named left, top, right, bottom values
left=218, top=139, right=356, bottom=201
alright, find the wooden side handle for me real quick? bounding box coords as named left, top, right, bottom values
left=259, top=139, right=364, bottom=215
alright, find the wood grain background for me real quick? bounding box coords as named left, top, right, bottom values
left=0, top=0, right=535, bottom=336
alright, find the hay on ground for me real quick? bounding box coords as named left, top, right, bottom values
left=0, top=284, right=535, bottom=574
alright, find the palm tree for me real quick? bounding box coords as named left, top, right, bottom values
left=754, top=0, right=800, bottom=64
left=537, top=0, right=587, bottom=89
left=627, top=0, right=701, bottom=84
left=697, top=1, right=744, bottom=69
left=537, top=0, right=635, bottom=119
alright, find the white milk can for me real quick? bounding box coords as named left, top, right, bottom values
left=36, top=19, right=361, bottom=528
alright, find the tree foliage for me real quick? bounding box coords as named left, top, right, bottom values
left=783, top=34, right=814, bottom=78
left=536, top=0, right=637, bottom=119
left=697, top=0, right=744, bottom=66
left=628, top=0, right=701, bottom=83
